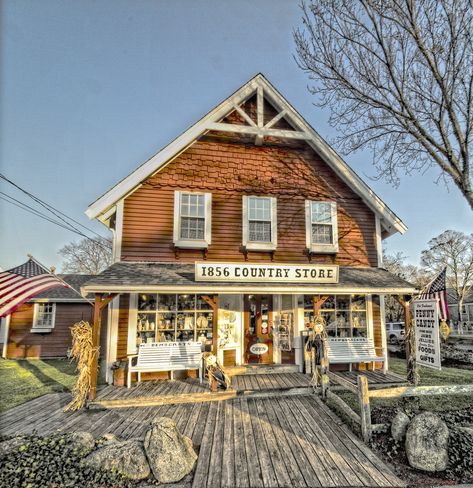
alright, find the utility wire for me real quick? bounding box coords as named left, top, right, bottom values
left=0, top=175, right=111, bottom=252
left=0, top=193, right=90, bottom=235
left=0, top=172, right=103, bottom=238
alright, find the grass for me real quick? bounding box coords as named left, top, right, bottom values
left=336, top=356, right=473, bottom=414
left=0, top=358, right=77, bottom=413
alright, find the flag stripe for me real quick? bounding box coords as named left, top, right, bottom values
left=0, top=258, right=69, bottom=318
left=0, top=283, right=67, bottom=317
left=0, top=276, right=59, bottom=304
left=0, top=275, right=24, bottom=292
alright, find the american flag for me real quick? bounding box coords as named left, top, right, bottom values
left=0, top=258, right=70, bottom=317
left=419, top=267, right=449, bottom=321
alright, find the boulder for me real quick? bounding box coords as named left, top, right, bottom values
left=101, top=433, right=119, bottom=444
left=391, top=411, right=410, bottom=441
left=405, top=412, right=449, bottom=472
left=83, top=439, right=150, bottom=480
left=144, top=417, right=197, bottom=483
left=68, top=431, right=95, bottom=452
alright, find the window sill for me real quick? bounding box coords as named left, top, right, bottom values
left=243, top=242, right=277, bottom=251
left=173, top=240, right=209, bottom=249
left=308, top=244, right=339, bottom=254
left=30, top=327, right=53, bottom=334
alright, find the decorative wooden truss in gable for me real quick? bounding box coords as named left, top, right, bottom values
left=207, top=85, right=310, bottom=145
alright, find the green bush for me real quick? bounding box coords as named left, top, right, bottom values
left=0, top=433, right=140, bottom=488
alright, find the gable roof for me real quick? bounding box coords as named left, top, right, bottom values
left=30, top=274, right=94, bottom=302
left=86, top=73, right=407, bottom=237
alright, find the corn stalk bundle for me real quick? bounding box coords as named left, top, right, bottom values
left=64, top=321, right=99, bottom=412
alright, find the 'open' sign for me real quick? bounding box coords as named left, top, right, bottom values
left=249, top=343, right=269, bottom=355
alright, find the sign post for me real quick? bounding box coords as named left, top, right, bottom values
left=412, top=298, right=441, bottom=370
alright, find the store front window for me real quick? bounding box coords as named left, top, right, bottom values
left=136, top=293, right=214, bottom=345
left=303, top=294, right=367, bottom=338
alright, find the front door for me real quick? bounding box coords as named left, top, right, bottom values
left=244, top=294, right=273, bottom=364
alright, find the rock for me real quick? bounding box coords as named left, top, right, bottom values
left=391, top=411, right=410, bottom=441
left=68, top=431, right=95, bottom=452
left=101, top=433, right=119, bottom=444
left=405, top=412, right=449, bottom=472
left=0, top=437, right=26, bottom=458
left=83, top=439, right=150, bottom=480
left=144, top=417, right=197, bottom=483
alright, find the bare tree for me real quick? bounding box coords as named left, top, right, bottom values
left=294, top=0, right=473, bottom=210
left=421, top=230, right=473, bottom=321
left=59, top=237, right=112, bottom=275
left=383, top=251, right=430, bottom=321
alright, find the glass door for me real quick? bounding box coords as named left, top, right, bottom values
left=244, top=295, right=273, bottom=364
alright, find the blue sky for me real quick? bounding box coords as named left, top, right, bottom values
left=1, top=0, right=472, bottom=271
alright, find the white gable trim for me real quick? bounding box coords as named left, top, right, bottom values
left=86, top=74, right=406, bottom=236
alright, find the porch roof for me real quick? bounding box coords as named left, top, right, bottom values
left=81, top=262, right=417, bottom=295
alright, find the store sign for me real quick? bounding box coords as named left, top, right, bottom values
left=195, top=263, right=339, bottom=283
left=249, top=343, right=269, bottom=355
left=412, top=299, right=441, bottom=370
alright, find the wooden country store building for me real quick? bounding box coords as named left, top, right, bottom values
left=82, top=74, right=416, bottom=388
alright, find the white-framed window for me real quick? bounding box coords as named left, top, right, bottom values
left=242, top=196, right=277, bottom=251
left=305, top=200, right=338, bottom=253
left=31, top=302, right=56, bottom=332
left=173, top=191, right=212, bottom=248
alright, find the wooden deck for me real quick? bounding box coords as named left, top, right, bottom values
left=91, top=373, right=313, bottom=408
left=0, top=392, right=404, bottom=487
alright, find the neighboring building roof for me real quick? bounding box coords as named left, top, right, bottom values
left=81, top=262, right=417, bottom=295
left=85, top=73, right=407, bottom=238
left=31, top=274, right=95, bottom=302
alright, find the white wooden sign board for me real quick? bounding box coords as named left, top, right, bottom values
left=195, top=262, right=339, bottom=283
left=412, top=298, right=441, bottom=370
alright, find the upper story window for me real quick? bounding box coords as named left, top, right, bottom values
left=305, top=201, right=339, bottom=253
left=173, top=191, right=212, bottom=248
left=243, top=196, right=277, bottom=251
left=31, top=302, right=56, bottom=332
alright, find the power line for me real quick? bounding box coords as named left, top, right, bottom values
left=0, top=172, right=103, bottom=238
left=0, top=180, right=111, bottom=252
left=0, top=193, right=92, bottom=235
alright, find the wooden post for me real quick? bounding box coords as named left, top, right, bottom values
left=357, top=375, right=372, bottom=443
left=89, top=293, right=102, bottom=401
left=403, top=296, right=418, bottom=385
left=89, top=293, right=117, bottom=401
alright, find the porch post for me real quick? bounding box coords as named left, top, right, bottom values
left=89, top=292, right=117, bottom=401
left=89, top=293, right=102, bottom=401
left=403, top=295, right=418, bottom=385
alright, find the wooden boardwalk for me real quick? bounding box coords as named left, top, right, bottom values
left=0, top=391, right=405, bottom=487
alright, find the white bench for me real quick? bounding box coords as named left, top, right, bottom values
left=326, top=337, right=386, bottom=373
left=127, top=341, right=203, bottom=387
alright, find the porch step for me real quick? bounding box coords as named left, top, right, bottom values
left=225, top=364, right=300, bottom=376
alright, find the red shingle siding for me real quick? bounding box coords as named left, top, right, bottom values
left=121, top=139, right=378, bottom=265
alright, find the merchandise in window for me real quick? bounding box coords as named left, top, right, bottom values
left=136, top=293, right=214, bottom=345
left=303, top=294, right=367, bottom=338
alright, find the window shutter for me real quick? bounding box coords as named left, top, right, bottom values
left=305, top=200, right=312, bottom=249
left=204, top=193, right=212, bottom=244
left=330, top=202, right=339, bottom=251
left=173, top=191, right=181, bottom=244
left=270, top=197, right=278, bottom=247
left=242, top=196, right=249, bottom=246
